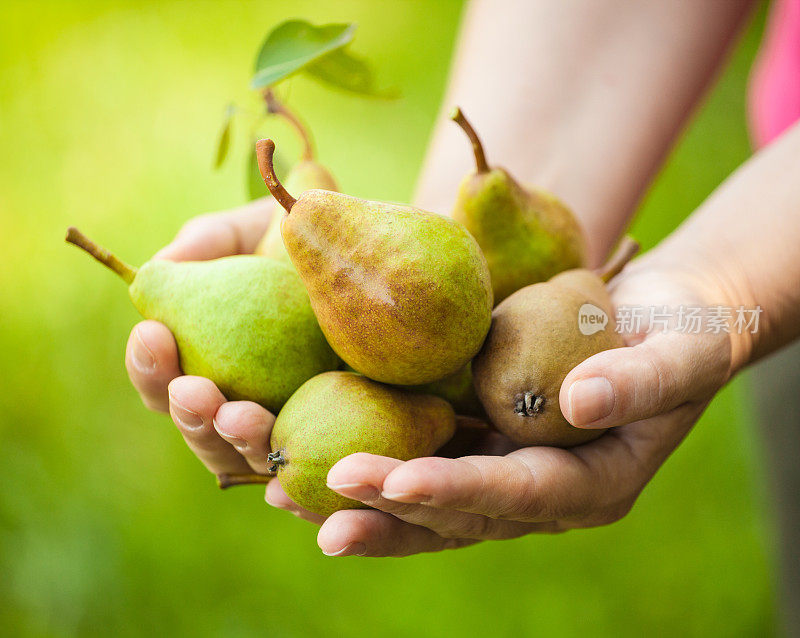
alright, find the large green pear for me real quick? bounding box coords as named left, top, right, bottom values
left=269, top=371, right=456, bottom=516
left=256, top=138, right=493, bottom=386
left=66, top=228, right=339, bottom=413
left=450, top=108, right=586, bottom=304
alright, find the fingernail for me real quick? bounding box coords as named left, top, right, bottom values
left=568, top=377, right=615, bottom=426
left=132, top=330, right=156, bottom=371
left=169, top=395, right=204, bottom=430
left=323, top=542, right=366, bottom=557
left=381, top=491, right=430, bottom=504
left=213, top=419, right=248, bottom=450
left=264, top=492, right=285, bottom=509
left=152, top=244, right=181, bottom=261
left=224, top=435, right=248, bottom=451
left=326, top=483, right=379, bottom=501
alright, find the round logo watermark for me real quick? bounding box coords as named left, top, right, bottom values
left=578, top=303, right=608, bottom=336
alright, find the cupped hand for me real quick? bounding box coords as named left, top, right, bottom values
left=271, top=251, right=741, bottom=557
left=125, top=198, right=279, bottom=476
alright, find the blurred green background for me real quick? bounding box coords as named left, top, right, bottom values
left=0, top=1, right=778, bottom=636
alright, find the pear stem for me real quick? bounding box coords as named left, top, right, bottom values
left=264, top=90, right=314, bottom=161
left=256, top=138, right=297, bottom=213
left=450, top=106, right=489, bottom=174
left=455, top=415, right=490, bottom=430
left=65, top=227, right=137, bottom=284
left=216, top=473, right=273, bottom=489
left=597, top=236, right=640, bottom=283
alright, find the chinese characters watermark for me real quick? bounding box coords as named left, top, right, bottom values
left=577, top=305, right=762, bottom=335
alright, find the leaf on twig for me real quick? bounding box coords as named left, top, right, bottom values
left=305, top=48, right=399, bottom=98
left=251, top=20, right=356, bottom=90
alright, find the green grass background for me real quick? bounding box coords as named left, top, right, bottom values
left=0, top=1, right=778, bottom=636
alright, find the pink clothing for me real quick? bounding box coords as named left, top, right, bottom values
left=748, top=0, right=800, bottom=148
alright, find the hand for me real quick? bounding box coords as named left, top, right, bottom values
left=270, top=251, right=739, bottom=557
left=125, top=198, right=280, bottom=476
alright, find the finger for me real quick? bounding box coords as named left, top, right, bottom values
left=167, top=375, right=251, bottom=475
left=213, top=401, right=275, bottom=473
left=382, top=405, right=703, bottom=527
left=318, top=509, right=477, bottom=558
left=125, top=320, right=182, bottom=413
left=379, top=450, right=601, bottom=523
left=328, top=454, right=540, bottom=539
left=437, top=426, right=520, bottom=458
left=155, top=198, right=274, bottom=261
left=381, top=403, right=699, bottom=526
left=264, top=479, right=327, bottom=525
left=560, top=330, right=730, bottom=429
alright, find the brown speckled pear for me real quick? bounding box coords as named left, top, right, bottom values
left=256, top=94, right=338, bottom=263
left=450, top=108, right=586, bottom=304
left=65, top=228, right=339, bottom=414
left=269, top=371, right=456, bottom=516
left=472, top=238, right=638, bottom=447
left=256, top=138, right=493, bottom=386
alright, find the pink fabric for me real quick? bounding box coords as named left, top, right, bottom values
left=748, top=0, right=800, bottom=148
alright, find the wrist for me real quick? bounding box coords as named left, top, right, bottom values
left=642, top=240, right=759, bottom=375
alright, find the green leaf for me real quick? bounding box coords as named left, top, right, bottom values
left=251, top=20, right=356, bottom=90
left=305, top=48, right=399, bottom=98
left=246, top=144, right=289, bottom=201
left=213, top=104, right=236, bottom=169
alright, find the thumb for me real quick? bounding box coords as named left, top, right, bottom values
left=154, top=199, right=273, bottom=262
left=559, top=331, right=730, bottom=429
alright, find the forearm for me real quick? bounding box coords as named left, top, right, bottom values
left=651, top=119, right=800, bottom=370
left=415, top=0, right=753, bottom=265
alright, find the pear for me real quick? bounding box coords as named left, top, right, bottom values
left=342, top=357, right=484, bottom=419
left=65, top=228, right=339, bottom=413
left=255, top=138, right=493, bottom=386
left=344, top=361, right=484, bottom=418
left=410, top=363, right=486, bottom=419
left=256, top=94, right=338, bottom=263
left=450, top=107, right=587, bottom=304
left=269, top=371, right=456, bottom=516
left=472, top=238, right=638, bottom=447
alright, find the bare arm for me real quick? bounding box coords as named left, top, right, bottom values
left=415, top=0, right=754, bottom=265
left=654, top=118, right=800, bottom=370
